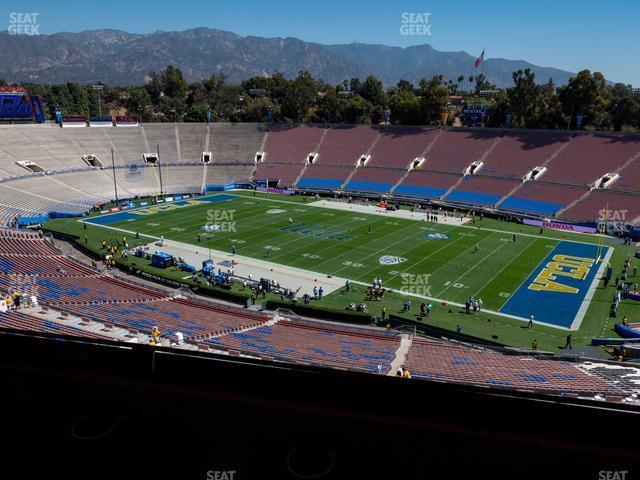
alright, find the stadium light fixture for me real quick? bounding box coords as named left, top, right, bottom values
left=92, top=84, right=104, bottom=116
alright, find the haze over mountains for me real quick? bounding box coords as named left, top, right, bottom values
left=0, top=27, right=577, bottom=87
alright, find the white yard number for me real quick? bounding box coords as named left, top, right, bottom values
left=302, top=253, right=321, bottom=259
left=444, top=281, right=465, bottom=289
left=342, top=260, right=365, bottom=268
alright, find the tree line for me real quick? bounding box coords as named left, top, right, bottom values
left=11, top=66, right=640, bottom=132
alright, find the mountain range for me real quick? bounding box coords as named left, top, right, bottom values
left=0, top=27, right=577, bottom=88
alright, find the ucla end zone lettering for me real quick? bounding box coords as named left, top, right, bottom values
left=280, top=223, right=353, bottom=241
left=83, top=194, right=237, bottom=225
left=501, top=241, right=609, bottom=328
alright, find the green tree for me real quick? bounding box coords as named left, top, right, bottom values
left=507, top=69, right=540, bottom=128
left=388, top=89, right=421, bottom=125
left=607, top=83, right=638, bottom=131
left=558, top=70, right=609, bottom=129
left=419, top=75, right=449, bottom=125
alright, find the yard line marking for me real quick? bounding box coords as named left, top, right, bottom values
left=472, top=236, right=538, bottom=298
left=384, top=230, right=498, bottom=285
left=435, top=235, right=512, bottom=298
left=497, top=238, right=560, bottom=312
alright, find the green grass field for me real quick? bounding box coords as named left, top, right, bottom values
left=44, top=190, right=640, bottom=352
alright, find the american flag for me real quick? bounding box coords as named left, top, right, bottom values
left=474, top=49, right=485, bottom=68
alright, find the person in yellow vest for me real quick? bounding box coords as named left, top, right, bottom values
left=531, top=339, right=538, bottom=350
left=11, top=291, right=21, bottom=310
left=101, top=240, right=107, bottom=249
left=623, top=316, right=629, bottom=327
left=402, top=368, right=412, bottom=379
left=151, top=326, right=160, bottom=344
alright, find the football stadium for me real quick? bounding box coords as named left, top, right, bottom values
left=2, top=2, right=640, bottom=479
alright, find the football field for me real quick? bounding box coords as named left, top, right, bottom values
left=83, top=193, right=611, bottom=330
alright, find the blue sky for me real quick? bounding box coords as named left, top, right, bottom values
left=5, top=0, right=640, bottom=85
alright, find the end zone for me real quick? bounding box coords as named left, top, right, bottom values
left=500, top=241, right=612, bottom=329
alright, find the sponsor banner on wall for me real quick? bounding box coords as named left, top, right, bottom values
left=115, top=115, right=139, bottom=126
left=61, top=115, right=87, bottom=128
left=89, top=115, right=113, bottom=127
left=257, top=187, right=295, bottom=195
left=523, top=219, right=596, bottom=234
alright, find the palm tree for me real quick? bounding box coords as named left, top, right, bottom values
left=468, top=76, right=474, bottom=93
left=457, top=75, right=464, bottom=93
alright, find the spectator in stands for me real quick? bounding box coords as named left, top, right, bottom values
left=174, top=332, right=184, bottom=346
left=396, top=367, right=403, bottom=377
left=12, top=292, right=21, bottom=310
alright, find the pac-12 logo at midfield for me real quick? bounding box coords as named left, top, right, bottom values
left=379, top=255, right=407, bottom=266
left=426, top=233, right=450, bottom=240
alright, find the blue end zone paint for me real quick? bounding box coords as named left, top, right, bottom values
left=500, top=197, right=565, bottom=215
left=501, top=241, right=609, bottom=328
left=393, top=185, right=447, bottom=198
left=343, top=180, right=393, bottom=193
left=83, top=194, right=238, bottom=225
left=445, top=190, right=501, bottom=206
left=296, top=178, right=344, bottom=189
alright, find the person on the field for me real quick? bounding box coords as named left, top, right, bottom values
left=313, top=286, right=318, bottom=299
left=420, top=302, right=426, bottom=316
left=528, top=314, right=534, bottom=328
left=512, top=233, right=516, bottom=242
left=531, top=339, right=538, bottom=350
left=565, top=334, right=573, bottom=349
left=474, top=243, right=479, bottom=253
left=231, top=244, right=236, bottom=255
left=318, top=286, right=324, bottom=300
left=427, top=302, right=433, bottom=316
left=288, top=217, right=293, bottom=224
